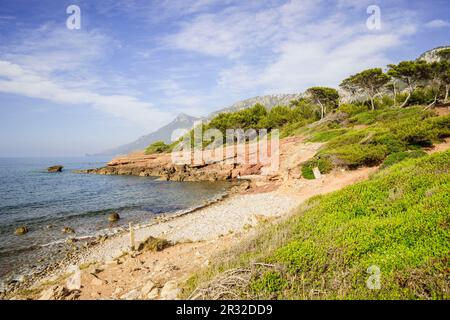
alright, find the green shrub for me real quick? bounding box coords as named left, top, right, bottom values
left=144, top=141, right=171, bottom=154
left=315, top=108, right=449, bottom=169
left=338, top=103, right=368, bottom=116
left=301, top=157, right=333, bottom=179
left=308, top=128, right=348, bottom=142
left=323, top=144, right=388, bottom=168
left=381, top=150, right=426, bottom=169
left=185, top=150, right=450, bottom=299
left=408, top=88, right=436, bottom=106
left=250, top=271, right=288, bottom=295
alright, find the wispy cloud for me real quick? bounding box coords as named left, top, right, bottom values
left=0, top=60, right=171, bottom=126
left=425, top=19, right=450, bottom=29
left=0, top=24, right=173, bottom=128
left=164, top=1, right=418, bottom=99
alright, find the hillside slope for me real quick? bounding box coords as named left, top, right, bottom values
left=185, top=149, right=450, bottom=300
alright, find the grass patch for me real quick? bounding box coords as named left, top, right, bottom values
left=301, top=157, right=333, bottom=179
left=381, top=150, right=427, bottom=169
left=183, top=150, right=450, bottom=300
left=305, top=107, right=450, bottom=170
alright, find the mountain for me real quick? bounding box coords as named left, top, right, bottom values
left=94, top=113, right=199, bottom=156
left=94, top=94, right=303, bottom=156
left=418, top=45, right=450, bottom=63
left=206, top=93, right=304, bottom=120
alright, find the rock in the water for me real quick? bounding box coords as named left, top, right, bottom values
left=48, top=165, right=63, bottom=173
left=15, top=226, right=28, bottom=235
left=62, top=227, right=75, bottom=234
left=66, top=238, right=78, bottom=244
left=108, top=212, right=120, bottom=222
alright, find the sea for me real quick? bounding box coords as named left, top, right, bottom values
left=0, top=157, right=232, bottom=291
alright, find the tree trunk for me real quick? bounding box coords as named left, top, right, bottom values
left=445, top=85, right=449, bottom=103
left=393, top=82, right=397, bottom=107
left=369, top=96, right=375, bottom=111
left=425, top=94, right=438, bottom=109
left=399, top=91, right=412, bottom=108
left=318, top=100, right=325, bottom=119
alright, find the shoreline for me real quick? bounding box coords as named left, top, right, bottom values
left=7, top=137, right=448, bottom=300
left=0, top=180, right=244, bottom=299
left=2, top=165, right=377, bottom=300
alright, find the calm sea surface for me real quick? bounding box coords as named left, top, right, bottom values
left=0, top=157, right=232, bottom=289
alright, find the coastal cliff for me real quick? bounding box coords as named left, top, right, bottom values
left=78, top=136, right=315, bottom=182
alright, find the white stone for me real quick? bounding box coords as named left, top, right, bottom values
left=140, top=281, right=156, bottom=296
left=147, top=287, right=159, bottom=300
left=120, top=289, right=140, bottom=300
left=160, top=281, right=181, bottom=300
left=313, top=167, right=322, bottom=179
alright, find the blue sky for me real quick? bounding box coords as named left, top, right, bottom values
left=0, top=0, right=449, bottom=156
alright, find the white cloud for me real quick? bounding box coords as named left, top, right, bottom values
left=165, top=1, right=417, bottom=97
left=0, top=60, right=172, bottom=127
left=164, top=0, right=318, bottom=58
left=425, top=19, right=450, bottom=29
left=0, top=24, right=175, bottom=128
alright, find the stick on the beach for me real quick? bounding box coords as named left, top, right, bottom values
left=129, top=222, right=135, bottom=251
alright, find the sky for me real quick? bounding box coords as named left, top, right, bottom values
left=0, top=0, right=449, bottom=157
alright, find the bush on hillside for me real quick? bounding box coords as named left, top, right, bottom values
left=183, top=150, right=450, bottom=299
left=301, top=157, right=333, bottom=179
left=144, top=141, right=171, bottom=154
left=337, top=103, right=368, bottom=116
left=380, top=150, right=427, bottom=169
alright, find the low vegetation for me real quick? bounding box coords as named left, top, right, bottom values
left=137, top=236, right=172, bottom=252
left=183, top=150, right=450, bottom=299
left=301, top=106, right=449, bottom=178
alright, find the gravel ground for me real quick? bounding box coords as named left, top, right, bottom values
left=80, top=190, right=299, bottom=264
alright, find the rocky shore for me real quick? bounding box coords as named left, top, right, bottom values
left=0, top=136, right=325, bottom=299
left=75, top=136, right=308, bottom=182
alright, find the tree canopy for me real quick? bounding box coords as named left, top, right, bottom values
left=387, top=61, right=429, bottom=107
left=340, top=68, right=390, bottom=110
left=305, top=87, right=339, bottom=119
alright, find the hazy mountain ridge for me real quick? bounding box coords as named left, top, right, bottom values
left=94, top=94, right=303, bottom=156
left=93, top=113, right=199, bottom=156
left=207, top=93, right=304, bottom=119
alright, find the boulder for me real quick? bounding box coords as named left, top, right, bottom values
left=120, top=289, right=140, bottom=300
left=147, top=287, right=159, bottom=300
left=108, top=212, right=120, bottom=222
left=62, top=227, right=75, bottom=234
left=14, top=226, right=28, bottom=235
left=47, top=165, right=63, bottom=173
left=38, top=285, right=79, bottom=300
left=140, top=281, right=156, bottom=296
left=159, top=281, right=181, bottom=300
